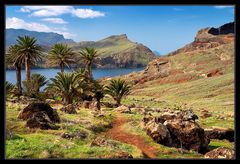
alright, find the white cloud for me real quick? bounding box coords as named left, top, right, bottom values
left=19, top=7, right=31, bottom=13
left=214, top=6, right=233, bottom=9
left=6, top=17, right=52, bottom=32
left=41, top=18, right=67, bottom=24
left=6, top=17, right=74, bottom=39
left=72, top=9, right=105, bottom=18
left=173, top=7, right=183, bottom=11
left=20, top=6, right=105, bottom=18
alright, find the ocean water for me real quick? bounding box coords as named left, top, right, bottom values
left=6, top=67, right=144, bottom=85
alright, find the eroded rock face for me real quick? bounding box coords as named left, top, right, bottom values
left=204, top=147, right=235, bottom=159
left=18, top=102, right=60, bottom=123
left=145, top=120, right=172, bottom=146
left=60, top=104, right=77, bottom=114
left=163, top=119, right=209, bottom=153
left=26, top=111, right=60, bottom=130
left=143, top=109, right=209, bottom=153
left=205, top=128, right=234, bottom=142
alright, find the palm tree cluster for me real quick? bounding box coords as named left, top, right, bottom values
left=6, top=35, right=131, bottom=108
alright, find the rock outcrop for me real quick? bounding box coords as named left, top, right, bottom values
left=18, top=102, right=60, bottom=130
left=144, top=109, right=209, bottom=153
left=204, top=147, right=235, bottom=159
left=205, top=128, right=234, bottom=142
left=60, top=104, right=77, bottom=114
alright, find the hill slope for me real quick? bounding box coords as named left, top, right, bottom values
left=6, top=28, right=75, bottom=47
left=68, top=34, right=156, bottom=68
left=103, top=22, right=234, bottom=129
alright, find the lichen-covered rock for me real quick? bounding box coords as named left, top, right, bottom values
left=145, top=120, right=172, bottom=146
left=143, top=109, right=209, bottom=153
left=163, top=119, right=210, bottom=153
left=60, top=104, right=77, bottom=114
left=204, top=147, right=235, bottom=159
left=18, top=102, right=60, bottom=123
left=26, top=111, right=60, bottom=130
left=200, top=109, right=212, bottom=119
left=205, top=128, right=234, bottom=142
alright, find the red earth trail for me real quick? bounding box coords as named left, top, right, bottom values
left=106, top=114, right=158, bottom=158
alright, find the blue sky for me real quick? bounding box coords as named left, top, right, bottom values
left=5, top=5, right=234, bottom=54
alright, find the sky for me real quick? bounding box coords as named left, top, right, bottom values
left=5, top=5, right=234, bottom=55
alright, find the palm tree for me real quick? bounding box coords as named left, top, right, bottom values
left=47, top=44, right=76, bottom=73
left=45, top=72, right=81, bottom=104
left=91, top=80, right=104, bottom=110
left=23, top=73, right=48, bottom=96
left=105, top=79, right=131, bottom=106
left=79, top=47, right=99, bottom=79
left=5, top=45, right=24, bottom=95
left=15, top=36, right=43, bottom=82
left=5, top=81, right=15, bottom=95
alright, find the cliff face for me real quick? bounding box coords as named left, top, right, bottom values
left=68, top=34, right=156, bottom=68
left=168, top=22, right=234, bottom=56
left=112, top=22, right=234, bottom=86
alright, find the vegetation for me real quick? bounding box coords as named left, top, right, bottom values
left=5, top=45, right=24, bottom=95
left=15, top=36, right=43, bottom=82
left=5, top=81, right=15, bottom=95
left=22, top=74, right=48, bottom=98
left=105, top=79, right=131, bottom=106
left=79, top=47, right=99, bottom=79
left=47, top=43, right=76, bottom=73
left=45, top=72, right=81, bottom=104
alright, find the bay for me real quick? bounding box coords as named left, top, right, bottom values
left=6, top=67, right=144, bottom=85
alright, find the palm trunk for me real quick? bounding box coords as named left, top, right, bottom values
left=116, top=99, right=121, bottom=107
left=64, top=96, right=72, bottom=105
left=15, top=64, right=22, bottom=95
left=25, top=56, right=31, bottom=82
left=85, top=62, right=92, bottom=79
left=60, top=63, right=64, bottom=73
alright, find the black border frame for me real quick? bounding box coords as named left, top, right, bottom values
left=0, top=0, right=239, bottom=161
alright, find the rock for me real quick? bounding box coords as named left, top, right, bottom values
left=200, top=109, right=212, bottom=119
left=145, top=120, right=172, bottom=146
left=205, top=128, right=234, bottom=142
left=45, top=99, right=55, bottom=104
left=115, top=105, right=131, bottom=113
left=101, top=102, right=117, bottom=108
left=207, top=69, right=223, bottom=77
left=60, top=104, right=77, bottom=114
left=131, top=107, right=145, bottom=114
left=163, top=119, right=209, bottom=153
left=181, top=109, right=199, bottom=121
left=89, top=101, right=100, bottom=110
left=18, top=102, right=60, bottom=123
left=114, top=152, right=133, bottom=158
left=90, top=138, right=110, bottom=147
left=26, top=111, right=60, bottom=130
left=61, top=131, right=87, bottom=140
left=82, top=101, right=91, bottom=109
left=204, top=147, right=235, bottom=159
left=98, top=151, right=133, bottom=159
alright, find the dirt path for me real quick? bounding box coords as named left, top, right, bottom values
left=106, top=114, right=157, bottom=158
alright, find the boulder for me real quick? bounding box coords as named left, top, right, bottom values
left=205, top=128, right=234, bottom=142
left=89, top=101, right=100, bottom=110
left=26, top=111, right=60, bottom=130
left=143, top=109, right=209, bottom=153
left=163, top=119, right=210, bottom=153
left=61, top=131, right=87, bottom=140
left=204, top=147, right=235, bottom=159
left=145, top=120, right=172, bottom=146
left=18, top=102, right=60, bottom=123
left=82, top=101, right=91, bottom=109
left=115, top=105, right=131, bottom=113
left=90, top=138, right=110, bottom=147
left=200, top=109, right=212, bottom=119
left=60, top=104, right=77, bottom=114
